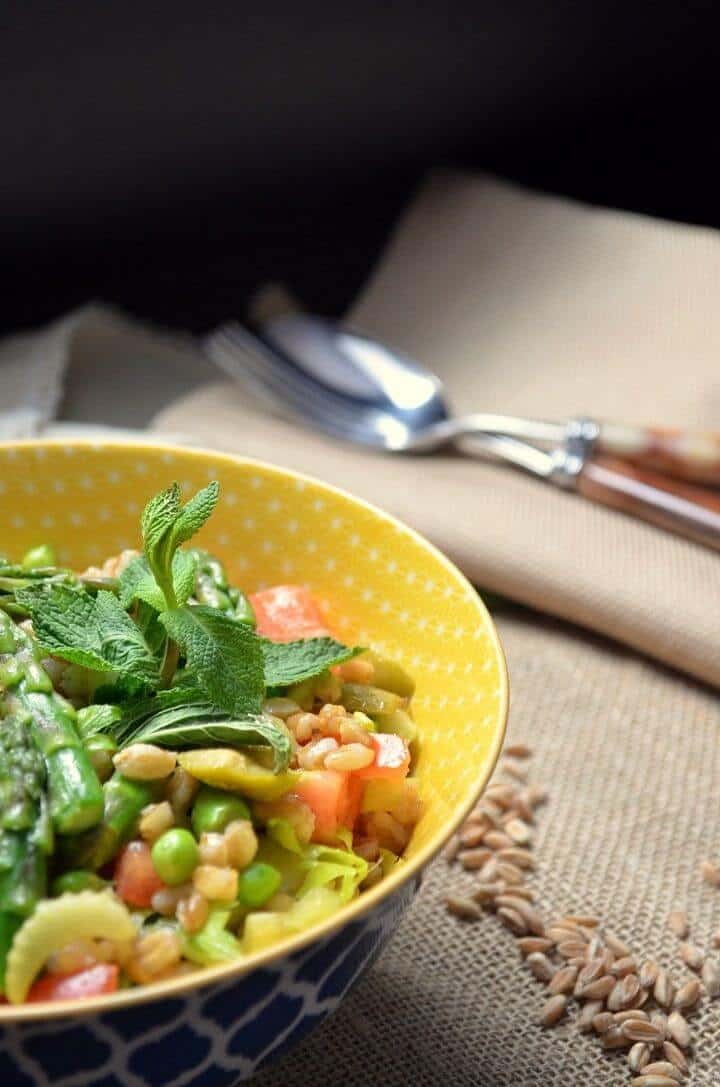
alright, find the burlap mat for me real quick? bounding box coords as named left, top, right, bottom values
left=252, top=605, right=720, bottom=1087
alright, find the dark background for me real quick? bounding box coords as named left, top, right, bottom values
left=2, top=1, right=719, bottom=335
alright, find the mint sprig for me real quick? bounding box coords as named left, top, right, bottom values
left=141, top=481, right=218, bottom=610
left=261, top=637, right=362, bottom=688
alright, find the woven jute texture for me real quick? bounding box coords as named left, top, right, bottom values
left=253, top=606, right=720, bottom=1087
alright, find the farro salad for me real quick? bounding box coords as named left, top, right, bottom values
left=0, top=482, right=422, bottom=1005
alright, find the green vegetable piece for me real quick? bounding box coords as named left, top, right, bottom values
left=191, top=786, right=251, bottom=837
left=85, top=733, right=118, bottom=782
left=372, top=708, right=418, bottom=743
left=0, top=836, right=46, bottom=917
left=44, top=747, right=105, bottom=834
left=237, top=862, right=282, bottom=909
left=141, top=481, right=219, bottom=610
left=151, top=828, right=199, bottom=886
left=61, top=773, right=153, bottom=871
left=50, top=870, right=108, bottom=896
left=22, top=545, right=56, bottom=571
left=365, top=653, right=415, bottom=698
left=0, top=913, right=22, bottom=994
left=340, top=683, right=402, bottom=715
left=182, top=907, right=241, bottom=965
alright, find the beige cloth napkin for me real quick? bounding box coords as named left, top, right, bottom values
left=154, top=170, right=720, bottom=689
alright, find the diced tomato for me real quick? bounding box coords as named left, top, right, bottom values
left=341, top=775, right=365, bottom=831
left=27, top=963, right=119, bottom=1003
left=114, top=840, right=165, bottom=908
left=250, top=585, right=331, bottom=643
left=294, top=769, right=350, bottom=843
left=353, top=733, right=411, bottom=781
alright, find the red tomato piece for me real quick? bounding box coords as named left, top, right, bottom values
left=114, top=840, right=165, bottom=908
left=250, top=585, right=331, bottom=643
left=353, top=733, right=411, bottom=781
left=341, top=775, right=365, bottom=831
left=293, top=769, right=350, bottom=843
left=27, top=963, right=119, bottom=1003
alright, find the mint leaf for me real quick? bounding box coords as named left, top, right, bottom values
left=18, top=585, right=159, bottom=684
left=159, top=605, right=264, bottom=716
left=119, top=552, right=198, bottom=612
left=76, top=703, right=122, bottom=739
left=141, top=481, right=219, bottom=610
left=261, top=636, right=362, bottom=688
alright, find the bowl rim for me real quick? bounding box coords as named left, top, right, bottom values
left=0, top=438, right=508, bottom=1023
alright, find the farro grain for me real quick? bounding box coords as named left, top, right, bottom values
left=668, top=910, right=689, bottom=940
left=639, top=1062, right=683, bottom=1081
left=458, top=847, right=493, bottom=870
left=443, top=835, right=460, bottom=862
left=511, top=792, right=536, bottom=823
left=679, top=943, right=704, bottom=972
left=497, top=906, right=528, bottom=935
left=324, top=742, right=375, bottom=771
left=604, top=931, right=631, bottom=958
left=483, top=830, right=515, bottom=851
left=471, top=881, right=506, bottom=904
left=459, top=824, right=487, bottom=848
left=496, top=861, right=525, bottom=886
left=701, top=957, right=720, bottom=997
left=113, top=743, right=176, bottom=781
left=615, top=1009, right=649, bottom=1023
left=504, top=819, right=532, bottom=846
left=701, top=859, right=720, bottom=887
left=538, top=994, right=567, bottom=1027
left=592, top=1011, right=614, bottom=1034
left=560, top=914, right=600, bottom=928
left=517, top=937, right=554, bottom=955
left=504, top=743, right=532, bottom=758
left=640, top=961, right=660, bottom=989
left=139, top=801, right=174, bottom=842
left=673, top=978, right=701, bottom=1010
left=445, top=895, right=482, bottom=921
left=577, top=1000, right=604, bottom=1032
left=502, top=759, right=528, bottom=782
left=621, top=1019, right=666, bottom=1044
left=526, top=952, right=555, bottom=982
left=557, top=940, right=589, bottom=960
left=548, top=965, right=578, bottom=995
left=602, top=1026, right=630, bottom=1050
left=500, top=884, right=535, bottom=901
left=612, top=956, right=639, bottom=977
left=650, top=1011, right=669, bottom=1036
left=628, top=1043, right=651, bottom=1072
left=176, top=891, right=209, bottom=934
left=580, top=975, right=616, bottom=1001
left=630, top=1077, right=682, bottom=1087
left=479, top=858, right=500, bottom=882
left=662, top=1042, right=689, bottom=1074
left=495, top=896, right=545, bottom=935
left=496, top=846, right=534, bottom=869
left=666, top=1011, right=691, bottom=1049
left=654, top=969, right=675, bottom=1009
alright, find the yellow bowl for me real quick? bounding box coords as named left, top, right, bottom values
left=0, top=439, right=507, bottom=1082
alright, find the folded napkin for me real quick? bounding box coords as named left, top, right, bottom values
left=154, top=170, right=720, bottom=689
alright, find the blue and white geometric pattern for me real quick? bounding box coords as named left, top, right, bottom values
left=0, top=882, right=415, bottom=1087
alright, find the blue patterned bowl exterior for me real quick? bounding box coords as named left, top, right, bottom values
left=0, top=880, right=415, bottom=1086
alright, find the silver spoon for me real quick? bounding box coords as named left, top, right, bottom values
left=204, top=315, right=720, bottom=553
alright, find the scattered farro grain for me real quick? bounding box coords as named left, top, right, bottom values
left=560, top=914, right=600, bottom=928
left=580, top=975, right=616, bottom=1001
left=517, top=936, right=553, bottom=955
left=547, top=925, right=582, bottom=943
left=612, top=956, right=639, bottom=977
left=577, top=958, right=605, bottom=990
left=113, top=743, right=177, bottom=781
left=679, top=942, right=704, bottom=972
left=701, top=860, right=720, bottom=887
left=662, top=1042, right=689, bottom=1075
left=667, top=1011, right=691, bottom=1049
left=621, top=1019, right=666, bottom=1044
left=674, top=978, right=701, bottom=1010
left=548, top=965, right=578, bottom=995
left=601, top=948, right=616, bottom=973
left=640, top=960, right=660, bottom=989
left=615, top=1009, right=649, bottom=1024
left=479, top=858, right=500, bottom=882
left=443, top=835, right=460, bottom=862
left=628, top=1043, right=651, bottom=1072
left=497, top=906, right=528, bottom=936
left=511, top=792, right=536, bottom=823
left=668, top=910, right=689, bottom=939
left=557, top=940, right=588, bottom=960
left=502, top=759, right=528, bottom=782
left=650, top=1010, right=669, bottom=1036
left=139, top=801, right=174, bottom=842
left=496, top=861, right=525, bottom=886
left=471, top=881, right=506, bottom=904
left=504, top=818, right=532, bottom=845
left=639, top=1062, right=684, bottom=1081
left=458, top=847, right=493, bottom=870
left=496, top=847, right=534, bottom=871
left=602, top=1026, right=630, bottom=1050
left=592, top=1011, right=614, bottom=1034
left=495, top=896, right=545, bottom=936
left=224, top=819, right=259, bottom=869
left=525, top=784, right=548, bottom=807
left=578, top=1000, right=604, bottom=1032
left=587, top=934, right=603, bottom=959
left=701, top=957, right=720, bottom=997
left=444, top=894, right=482, bottom=921
left=604, top=931, right=631, bottom=958
left=654, top=969, right=675, bottom=1009
left=501, top=884, right=535, bottom=902
left=538, top=994, right=567, bottom=1027
left=483, top=830, right=515, bottom=851
left=526, top=952, right=555, bottom=982
left=459, top=824, right=487, bottom=848
left=504, top=743, right=532, bottom=758
left=176, top=890, right=209, bottom=934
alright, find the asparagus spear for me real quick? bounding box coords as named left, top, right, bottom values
left=58, top=772, right=152, bottom=871
left=189, top=549, right=255, bottom=625
left=0, top=612, right=104, bottom=834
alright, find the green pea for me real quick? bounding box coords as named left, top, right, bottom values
left=191, top=786, right=251, bottom=837
left=21, top=544, right=56, bottom=570
left=151, top=828, right=199, bottom=886
left=237, top=863, right=282, bottom=909
left=51, top=870, right=108, bottom=896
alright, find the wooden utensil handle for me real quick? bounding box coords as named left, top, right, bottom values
left=597, top=423, right=720, bottom=485
left=577, top=456, right=720, bottom=551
